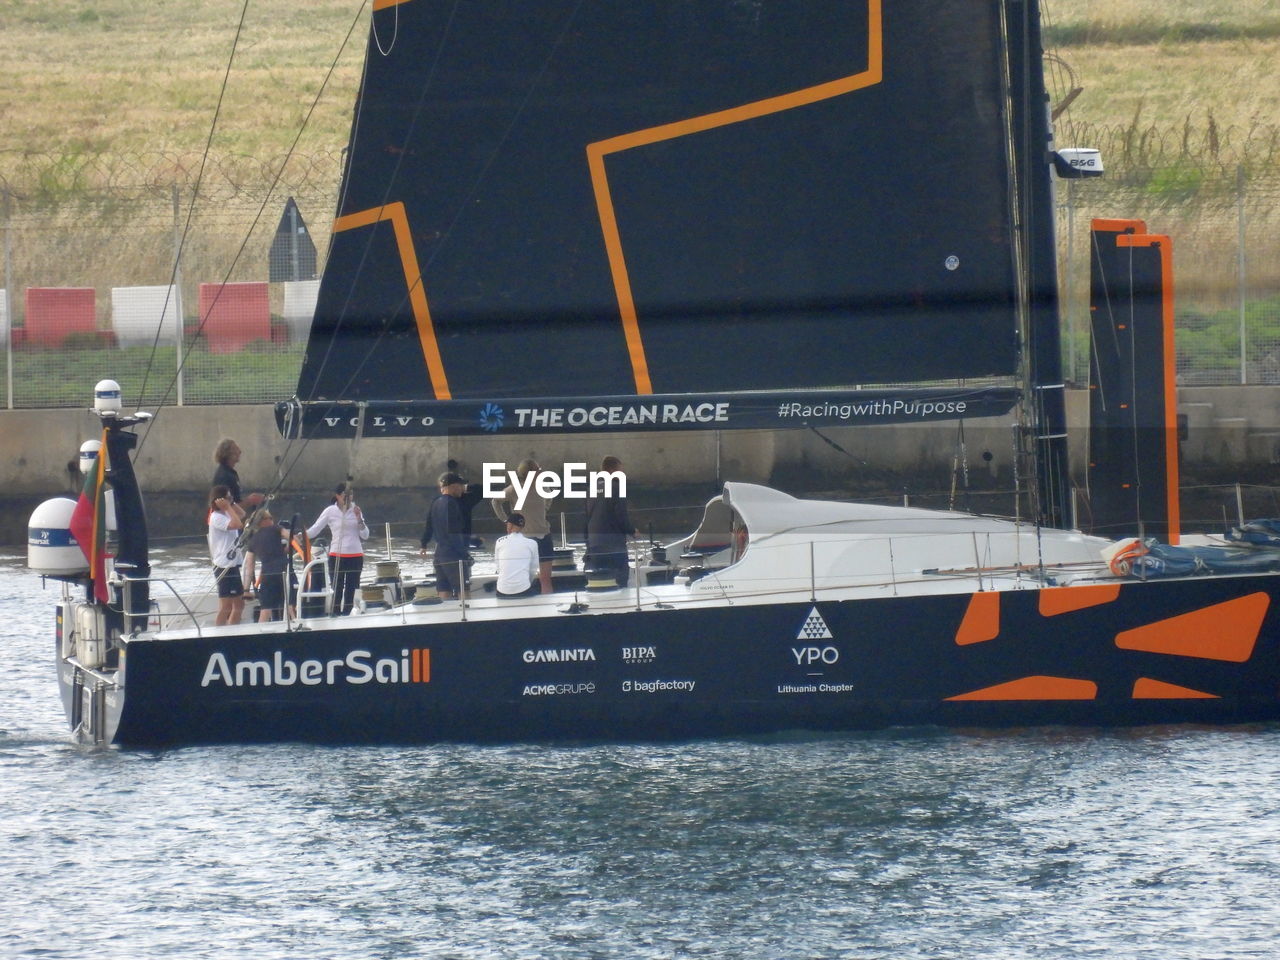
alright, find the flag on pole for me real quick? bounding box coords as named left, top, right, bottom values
left=69, top=427, right=110, bottom=602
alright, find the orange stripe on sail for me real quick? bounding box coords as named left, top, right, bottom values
left=586, top=0, right=884, bottom=394
left=332, top=202, right=451, bottom=400
left=1114, top=592, right=1269, bottom=663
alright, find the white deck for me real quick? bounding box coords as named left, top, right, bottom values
left=140, top=483, right=1124, bottom=642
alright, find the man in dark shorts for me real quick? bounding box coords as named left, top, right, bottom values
left=243, top=511, right=296, bottom=622
left=421, top=471, right=472, bottom=599
left=208, top=485, right=246, bottom=626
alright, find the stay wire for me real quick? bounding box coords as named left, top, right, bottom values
left=294, top=0, right=463, bottom=410
left=134, top=0, right=253, bottom=411
left=134, top=0, right=369, bottom=486
left=296, top=0, right=588, bottom=438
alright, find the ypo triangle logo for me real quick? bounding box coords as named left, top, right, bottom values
left=796, top=607, right=832, bottom=641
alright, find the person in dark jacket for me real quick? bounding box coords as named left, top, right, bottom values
left=212, top=438, right=264, bottom=508
left=448, top=459, right=485, bottom=541
left=212, top=439, right=245, bottom=504
left=584, top=455, right=636, bottom=587
left=420, top=471, right=472, bottom=598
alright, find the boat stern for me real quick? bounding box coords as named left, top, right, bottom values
left=56, top=599, right=126, bottom=746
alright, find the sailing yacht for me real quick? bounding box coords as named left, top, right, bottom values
left=30, top=0, right=1280, bottom=746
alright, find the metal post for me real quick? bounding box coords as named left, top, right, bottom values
left=972, top=532, right=983, bottom=592
left=459, top=560, right=468, bottom=622
left=1235, top=482, right=1245, bottom=528
left=1065, top=179, right=1076, bottom=383
left=289, top=201, right=301, bottom=282
left=172, top=184, right=186, bottom=406
left=888, top=537, right=897, bottom=596
left=281, top=568, right=292, bottom=633
left=3, top=187, right=14, bottom=410
left=1237, top=165, right=1248, bottom=385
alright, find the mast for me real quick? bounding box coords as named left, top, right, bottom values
left=1006, top=0, right=1071, bottom=530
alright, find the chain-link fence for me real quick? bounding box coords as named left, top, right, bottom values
left=1057, top=166, right=1280, bottom=386
left=0, top=151, right=341, bottom=409
left=2, top=146, right=1279, bottom=408
left=1052, top=117, right=1280, bottom=385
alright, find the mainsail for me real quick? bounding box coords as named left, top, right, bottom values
left=287, top=0, right=1052, bottom=438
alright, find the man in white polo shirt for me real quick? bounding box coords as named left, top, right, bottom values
left=494, top=512, right=541, bottom=599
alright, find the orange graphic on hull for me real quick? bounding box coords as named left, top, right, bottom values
left=949, top=587, right=1269, bottom=702
left=1131, top=678, right=1217, bottom=699
left=955, top=591, right=1000, bottom=645
left=1038, top=583, right=1121, bottom=617
left=1114, top=592, right=1269, bottom=663
left=411, top=648, right=431, bottom=684
left=946, top=676, right=1098, bottom=701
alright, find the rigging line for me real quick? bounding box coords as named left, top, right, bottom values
left=417, top=0, right=589, bottom=278
left=299, top=0, right=464, bottom=407
left=805, top=425, right=869, bottom=466
left=135, top=1, right=369, bottom=475
left=304, top=0, right=589, bottom=414
left=134, top=0, right=253, bottom=410
left=229, top=2, right=373, bottom=495
left=1125, top=245, right=1144, bottom=531
left=1088, top=227, right=1119, bottom=414
left=1005, top=0, right=1049, bottom=570
left=372, top=0, right=399, bottom=56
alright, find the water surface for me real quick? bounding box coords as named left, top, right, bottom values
left=2, top=548, right=1277, bottom=959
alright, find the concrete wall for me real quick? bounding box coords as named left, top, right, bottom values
left=4, top=385, right=1279, bottom=544
left=0, top=403, right=1026, bottom=503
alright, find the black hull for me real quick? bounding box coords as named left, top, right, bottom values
left=100, top=574, right=1280, bottom=747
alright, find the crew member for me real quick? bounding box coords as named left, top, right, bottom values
left=584, top=455, right=636, bottom=587
left=490, top=458, right=555, bottom=593
left=421, top=471, right=472, bottom=599
left=494, top=512, right=540, bottom=599
left=306, top=482, right=369, bottom=615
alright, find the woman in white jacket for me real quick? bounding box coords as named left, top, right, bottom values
left=306, top=482, right=369, bottom=615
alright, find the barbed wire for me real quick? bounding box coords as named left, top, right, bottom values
left=3, top=122, right=1280, bottom=209
left=0, top=150, right=346, bottom=208
left=1058, top=119, right=1280, bottom=182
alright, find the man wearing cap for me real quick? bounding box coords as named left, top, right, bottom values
left=422, top=471, right=472, bottom=599
left=494, top=512, right=541, bottom=599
